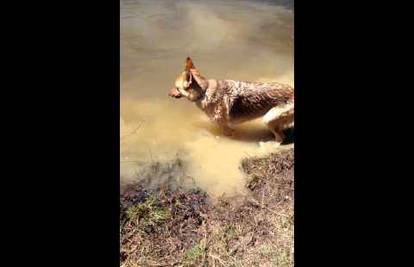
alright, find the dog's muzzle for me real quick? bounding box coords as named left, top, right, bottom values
left=168, top=88, right=182, bottom=98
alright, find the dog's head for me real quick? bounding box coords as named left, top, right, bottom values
left=168, top=57, right=205, bottom=102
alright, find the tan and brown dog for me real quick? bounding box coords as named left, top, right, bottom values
left=169, top=57, right=294, bottom=142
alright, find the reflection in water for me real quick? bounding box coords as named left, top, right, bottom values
left=121, top=0, right=293, bottom=197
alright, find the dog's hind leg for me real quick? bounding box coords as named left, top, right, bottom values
left=263, top=103, right=294, bottom=143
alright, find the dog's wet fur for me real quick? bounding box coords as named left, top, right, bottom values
left=169, top=57, right=294, bottom=143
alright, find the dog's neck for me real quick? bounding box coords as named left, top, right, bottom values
left=188, top=69, right=221, bottom=107
left=194, top=79, right=220, bottom=111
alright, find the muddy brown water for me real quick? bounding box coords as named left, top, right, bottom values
left=120, top=0, right=294, bottom=197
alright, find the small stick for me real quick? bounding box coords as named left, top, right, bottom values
left=209, top=253, right=229, bottom=267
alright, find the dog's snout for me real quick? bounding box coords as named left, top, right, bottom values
left=168, top=88, right=175, bottom=97
left=169, top=87, right=181, bottom=98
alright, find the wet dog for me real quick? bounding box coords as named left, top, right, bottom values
left=169, top=57, right=294, bottom=143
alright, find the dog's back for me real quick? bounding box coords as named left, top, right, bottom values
left=212, top=80, right=294, bottom=123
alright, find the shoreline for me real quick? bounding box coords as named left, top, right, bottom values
left=120, top=146, right=294, bottom=266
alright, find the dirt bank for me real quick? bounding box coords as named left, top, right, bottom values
left=120, top=147, right=294, bottom=267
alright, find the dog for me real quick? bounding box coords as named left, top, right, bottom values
left=168, top=57, right=294, bottom=143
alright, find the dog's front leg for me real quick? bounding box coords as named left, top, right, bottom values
left=221, top=124, right=234, bottom=136
left=215, top=116, right=234, bottom=137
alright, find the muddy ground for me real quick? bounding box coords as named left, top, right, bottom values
left=120, top=147, right=294, bottom=267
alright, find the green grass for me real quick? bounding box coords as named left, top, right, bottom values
left=223, top=225, right=238, bottom=241
left=125, top=194, right=170, bottom=227
left=184, top=240, right=206, bottom=264
left=259, top=243, right=274, bottom=257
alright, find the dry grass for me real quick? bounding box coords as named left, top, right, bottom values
left=120, top=148, right=293, bottom=267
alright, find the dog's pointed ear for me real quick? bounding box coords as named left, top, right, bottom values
left=182, top=70, right=193, bottom=88
left=184, top=56, right=195, bottom=71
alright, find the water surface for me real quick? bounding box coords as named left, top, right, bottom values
left=120, top=0, right=294, bottom=197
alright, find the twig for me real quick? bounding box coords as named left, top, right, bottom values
left=209, top=253, right=229, bottom=267
left=120, top=160, right=144, bottom=163
left=121, top=120, right=145, bottom=140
